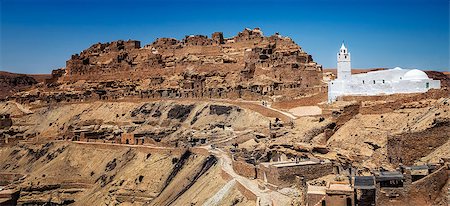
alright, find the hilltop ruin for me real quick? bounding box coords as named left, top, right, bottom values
left=18, top=28, right=321, bottom=103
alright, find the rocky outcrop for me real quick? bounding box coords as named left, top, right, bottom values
left=30, top=28, right=322, bottom=103
left=0, top=72, right=38, bottom=99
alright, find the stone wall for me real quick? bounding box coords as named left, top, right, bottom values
left=407, top=165, right=448, bottom=205
left=257, top=161, right=333, bottom=188
left=341, top=89, right=449, bottom=115
left=232, top=158, right=257, bottom=179
left=387, top=118, right=450, bottom=166
left=235, top=181, right=258, bottom=201
left=276, top=162, right=333, bottom=187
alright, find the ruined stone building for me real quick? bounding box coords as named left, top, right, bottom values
left=37, top=28, right=323, bottom=102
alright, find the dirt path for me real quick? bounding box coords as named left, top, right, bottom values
left=265, top=104, right=297, bottom=120
left=209, top=148, right=292, bottom=206
left=54, top=141, right=292, bottom=205
left=202, top=179, right=236, bottom=206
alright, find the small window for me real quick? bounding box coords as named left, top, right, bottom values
left=362, top=80, right=365, bottom=84
left=373, top=80, right=376, bottom=84
left=426, top=82, right=429, bottom=88
left=382, top=80, right=385, bottom=84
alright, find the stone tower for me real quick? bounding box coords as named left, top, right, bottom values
left=337, top=43, right=351, bottom=80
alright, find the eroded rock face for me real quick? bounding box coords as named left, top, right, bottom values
left=27, top=28, right=323, bottom=103
left=167, top=104, right=195, bottom=122
left=0, top=114, right=12, bottom=129
left=0, top=72, right=38, bottom=99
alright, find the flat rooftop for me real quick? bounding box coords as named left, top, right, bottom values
left=327, top=183, right=353, bottom=192
left=307, top=185, right=326, bottom=195
left=354, top=176, right=375, bottom=189
left=376, top=171, right=404, bottom=181
left=261, top=159, right=330, bottom=168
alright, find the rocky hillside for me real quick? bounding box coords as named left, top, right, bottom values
left=0, top=90, right=448, bottom=205
left=0, top=100, right=269, bottom=147
left=0, top=142, right=252, bottom=205
left=0, top=72, right=39, bottom=99
left=425, top=70, right=450, bottom=88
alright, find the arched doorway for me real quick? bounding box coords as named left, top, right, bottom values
left=346, top=197, right=352, bottom=206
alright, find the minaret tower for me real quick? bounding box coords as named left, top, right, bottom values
left=337, top=42, right=351, bottom=80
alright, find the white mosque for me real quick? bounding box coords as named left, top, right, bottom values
left=327, top=43, right=441, bottom=103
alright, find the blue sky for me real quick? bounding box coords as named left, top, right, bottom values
left=0, top=0, right=449, bottom=74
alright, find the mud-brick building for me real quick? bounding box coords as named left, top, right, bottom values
left=120, top=132, right=159, bottom=145
left=307, top=183, right=354, bottom=206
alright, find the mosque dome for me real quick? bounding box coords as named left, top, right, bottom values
left=402, top=69, right=429, bottom=80
left=393, top=67, right=403, bottom=70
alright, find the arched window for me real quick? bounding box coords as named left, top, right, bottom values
left=426, top=82, right=429, bottom=88
left=322, top=200, right=326, bottom=206
left=362, top=80, right=365, bottom=84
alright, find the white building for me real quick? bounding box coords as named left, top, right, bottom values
left=328, top=43, right=441, bottom=103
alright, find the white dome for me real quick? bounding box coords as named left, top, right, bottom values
left=403, top=69, right=429, bottom=80
left=393, top=67, right=403, bottom=70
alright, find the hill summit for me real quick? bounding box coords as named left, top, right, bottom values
left=48, top=28, right=322, bottom=100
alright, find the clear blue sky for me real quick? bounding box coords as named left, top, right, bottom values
left=0, top=0, right=449, bottom=74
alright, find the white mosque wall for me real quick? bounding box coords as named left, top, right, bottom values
left=350, top=69, right=408, bottom=82
left=328, top=75, right=441, bottom=102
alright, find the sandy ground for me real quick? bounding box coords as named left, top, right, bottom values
left=288, top=106, right=322, bottom=117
